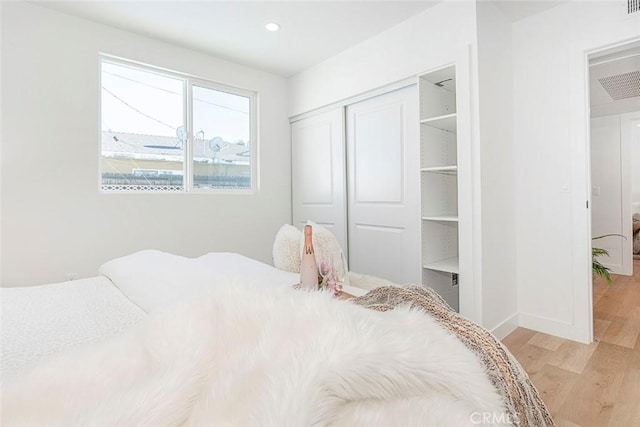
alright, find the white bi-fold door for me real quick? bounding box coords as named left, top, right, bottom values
left=291, top=85, right=420, bottom=283
left=345, top=85, right=420, bottom=284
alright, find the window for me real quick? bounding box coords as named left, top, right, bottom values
left=100, top=57, right=256, bottom=192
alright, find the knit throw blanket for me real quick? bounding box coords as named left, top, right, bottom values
left=353, top=285, right=555, bottom=427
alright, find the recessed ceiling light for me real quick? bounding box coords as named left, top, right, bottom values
left=265, top=22, right=280, bottom=32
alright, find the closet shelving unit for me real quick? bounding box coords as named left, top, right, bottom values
left=418, top=65, right=460, bottom=311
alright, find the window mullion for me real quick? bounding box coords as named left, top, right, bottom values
left=185, top=79, right=193, bottom=191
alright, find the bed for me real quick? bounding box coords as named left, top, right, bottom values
left=0, top=250, right=308, bottom=382
left=1, top=250, right=553, bottom=426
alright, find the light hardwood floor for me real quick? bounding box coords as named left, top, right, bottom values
left=502, top=259, right=640, bottom=427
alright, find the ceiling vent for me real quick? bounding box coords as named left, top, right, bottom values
left=598, top=70, right=640, bottom=100
left=629, top=0, right=640, bottom=14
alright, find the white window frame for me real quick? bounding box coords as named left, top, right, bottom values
left=99, top=54, right=258, bottom=194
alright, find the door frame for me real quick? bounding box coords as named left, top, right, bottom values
left=571, top=37, right=640, bottom=344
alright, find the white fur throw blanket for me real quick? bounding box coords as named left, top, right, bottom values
left=3, top=283, right=508, bottom=426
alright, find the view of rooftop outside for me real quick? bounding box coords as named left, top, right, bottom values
left=101, top=60, right=252, bottom=192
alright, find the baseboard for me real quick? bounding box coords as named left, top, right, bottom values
left=490, top=313, right=519, bottom=340
left=518, top=312, right=580, bottom=342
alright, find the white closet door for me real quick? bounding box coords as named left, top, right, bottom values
left=346, top=85, right=420, bottom=284
left=291, top=108, right=348, bottom=253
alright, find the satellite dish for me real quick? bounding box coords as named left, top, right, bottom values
left=209, top=136, right=224, bottom=152
left=176, top=126, right=186, bottom=144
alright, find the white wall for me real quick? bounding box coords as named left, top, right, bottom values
left=0, top=1, right=3, bottom=285
left=287, top=1, right=478, bottom=117
left=591, top=115, right=626, bottom=272
left=475, top=2, right=518, bottom=336
left=1, top=2, right=291, bottom=286
left=513, top=1, right=640, bottom=342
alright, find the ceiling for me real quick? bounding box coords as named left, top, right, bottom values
left=590, top=47, right=640, bottom=107
left=492, top=1, right=566, bottom=22
left=35, top=1, right=439, bottom=77
left=34, top=1, right=566, bottom=78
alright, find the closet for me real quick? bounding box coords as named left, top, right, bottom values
left=291, top=70, right=470, bottom=312
left=291, top=85, right=421, bottom=285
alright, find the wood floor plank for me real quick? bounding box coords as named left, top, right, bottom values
left=556, top=370, right=616, bottom=425
left=608, top=369, right=640, bottom=427
left=530, top=364, right=579, bottom=416
left=594, top=293, right=626, bottom=319
left=600, top=315, right=640, bottom=349
left=527, top=332, right=565, bottom=352
left=502, top=260, right=640, bottom=427
left=556, top=342, right=630, bottom=427
left=554, top=418, right=582, bottom=427
left=593, top=318, right=611, bottom=342
left=500, top=327, right=536, bottom=352
left=592, top=277, right=609, bottom=306
left=508, top=342, right=553, bottom=377
left=546, top=340, right=599, bottom=374
left=629, top=339, right=640, bottom=369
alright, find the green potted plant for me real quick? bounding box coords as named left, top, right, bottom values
left=592, top=234, right=625, bottom=284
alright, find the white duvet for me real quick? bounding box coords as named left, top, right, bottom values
left=1, top=251, right=299, bottom=382
left=0, top=277, right=144, bottom=383
left=3, top=282, right=508, bottom=426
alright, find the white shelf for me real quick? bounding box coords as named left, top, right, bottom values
left=419, top=65, right=459, bottom=311
left=419, top=67, right=456, bottom=89
left=421, top=216, right=458, bottom=222
left=423, top=257, right=459, bottom=274
left=420, top=113, right=457, bottom=133
left=421, top=165, right=457, bottom=174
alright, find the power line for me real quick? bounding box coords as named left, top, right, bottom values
left=102, top=86, right=177, bottom=130
left=103, top=70, right=249, bottom=115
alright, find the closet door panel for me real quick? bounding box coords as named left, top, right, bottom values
left=352, top=104, right=404, bottom=203
left=346, top=86, right=420, bottom=284
left=297, top=123, right=333, bottom=204
left=291, top=108, right=347, bottom=253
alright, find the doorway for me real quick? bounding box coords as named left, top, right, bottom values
left=588, top=43, right=640, bottom=338
left=589, top=47, right=640, bottom=275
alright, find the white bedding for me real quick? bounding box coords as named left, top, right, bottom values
left=3, top=282, right=508, bottom=426
left=99, top=250, right=302, bottom=312
left=0, top=276, right=145, bottom=383
left=1, top=251, right=366, bottom=385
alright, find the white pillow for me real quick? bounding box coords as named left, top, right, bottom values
left=272, top=224, right=302, bottom=273
left=99, top=250, right=203, bottom=312
left=100, top=250, right=300, bottom=312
